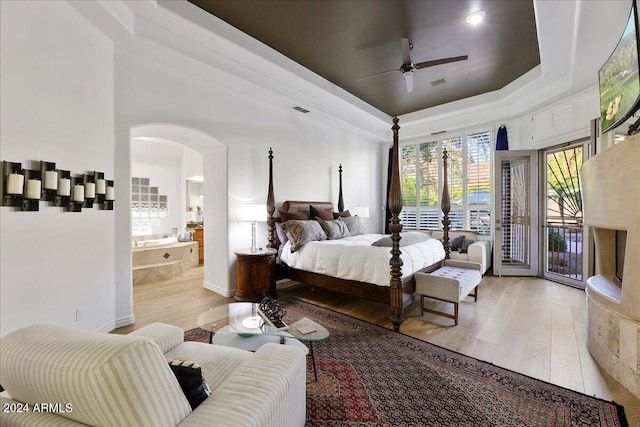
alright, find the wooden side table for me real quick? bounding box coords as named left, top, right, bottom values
left=234, top=248, right=277, bottom=302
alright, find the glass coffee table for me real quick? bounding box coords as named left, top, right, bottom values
left=197, top=302, right=329, bottom=381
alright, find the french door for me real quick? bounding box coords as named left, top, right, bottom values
left=541, top=141, right=587, bottom=288
left=493, top=151, right=539, bottom=276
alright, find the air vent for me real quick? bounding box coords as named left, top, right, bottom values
left=293, top=106, right=310, bottom=113
left=431, top=130, right=446, bottom=135
left=430, top=78, right=447, bottom=87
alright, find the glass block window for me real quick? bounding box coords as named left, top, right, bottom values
left=131, top=177, right=168, bottom=235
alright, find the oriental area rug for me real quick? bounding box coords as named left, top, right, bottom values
left=185, top=298, right=628, bottom=427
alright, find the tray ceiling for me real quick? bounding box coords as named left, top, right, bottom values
left=188, top=0, right=540, bottom=116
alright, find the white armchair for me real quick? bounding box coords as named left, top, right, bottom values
left=428, top=230, right=492, bottom=274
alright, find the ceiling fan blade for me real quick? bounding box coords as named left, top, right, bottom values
left=356, top=68, right=401, bottom=81
left=403, top=71, right=414, bottom=93
left=415, top=55, right=469, bottom=69
left=400, top=38, right=412, bottom=65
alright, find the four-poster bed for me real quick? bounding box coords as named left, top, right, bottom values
left=265, top=117, right=451, bottom=331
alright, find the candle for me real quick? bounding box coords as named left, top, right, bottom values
left=105, top=186, right=115, bottom=201
left=84, top=182, right=96, bottom=198
left=58, top=178, right=71, bottom=196
left=25, top=179, right=41, bottom=200
left=6, top=173, right=24, bottom=195
left=72, top=184, right=84, bottom=202
left=96, top=179, right=106, bottom=194
left=43, top=170, right=58, bottom=190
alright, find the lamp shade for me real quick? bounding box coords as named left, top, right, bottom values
left=351, top=206, right=370, bottom=218
left=241, top=203, right=267, bottom=222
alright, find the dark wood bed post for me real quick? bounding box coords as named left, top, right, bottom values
left=267, top=147, right=276, bottom=249
left=441, top=149, right=451, bottom=259
left=388, top=116, right=404, bottom=332
left=337, top=164, right=344, bottom=212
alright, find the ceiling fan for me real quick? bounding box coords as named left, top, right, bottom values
left=358, top=38, right=468, bottom=93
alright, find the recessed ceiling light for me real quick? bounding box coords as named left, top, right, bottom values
left=466, top=10, right=486, bottom=25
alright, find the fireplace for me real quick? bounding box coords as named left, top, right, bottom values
left=581, top=135, right=639, bottom=398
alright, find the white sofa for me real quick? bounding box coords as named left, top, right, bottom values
left=427, top=230, right=492, bottom=274
left=0, top=323, right=306, bottom=427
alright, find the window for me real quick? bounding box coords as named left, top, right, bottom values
left=400, top=130, right=492, bottom=235
left=132, top=177, right=168, bottom=235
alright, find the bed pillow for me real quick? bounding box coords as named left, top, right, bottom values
left=280, top=210, right=310, bottom=221
left=371, top=231, right=430, bottom=247
left=310, top=205, right=334, bottom=221
left=317, top=218, right=351, bottom=240
left=168, top=360, right=212, bottom=410
left=281, top=220, right=327, bottom=252
left=333, top=210, right=351, bottom=219
left=275, top=221, right=288, bottom=247
left=338, top=215, right=366, bottom=236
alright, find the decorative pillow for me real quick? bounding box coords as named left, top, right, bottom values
left=281, top=220, right=327, bottom=252
left=333, top=210, right=351, bottom=219
left=338, top=215, right=366, bottom=236
left=310, top=205, right=334, bottom=221
left=275, top=221, right=288, bottom=246
left=459, top=238, right=475, bottom=253
left=279, top=210, right=310, bottom=221
left=316, top=218, right=351, bottom=240
left=168, top=360, right=212, bottom=410
left=450, top=235, right=465, bottom=251
left=371, top=231, right=430, bottom=247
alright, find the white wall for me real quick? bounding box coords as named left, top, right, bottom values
left=0, top=1, right=116, bottom=335
left=131, top=138, right=184, bottom=235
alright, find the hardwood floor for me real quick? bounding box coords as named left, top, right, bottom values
left=114, top=267, right=640, bottom=424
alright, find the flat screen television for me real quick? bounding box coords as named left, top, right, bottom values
left=599, top=0, right=640, bottom=134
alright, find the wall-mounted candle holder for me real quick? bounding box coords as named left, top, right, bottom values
left=95, top=171, right=106, bottom=203
left=40, top=161, right=58, bottom=202
left=83, top=173, right=96, bottom=208
left=55, top=169, right=71, bottom=207
left=68, top=176, right=84, bottom=212
left=2, top=161, right=24, bottom=207
left=103, top=180, right=115, bottom=210
left=21, top=169, right=41, bottom=211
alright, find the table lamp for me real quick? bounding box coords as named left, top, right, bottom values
left=241, top=203, right=267, bottom=252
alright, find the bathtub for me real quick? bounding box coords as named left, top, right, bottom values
left=132, top=235, right=199, bottom=285
left=133, top=235, right=179, bottom=248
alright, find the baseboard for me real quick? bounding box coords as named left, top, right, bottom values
left=98, top=314, right=135, bottom=333
left=203, top=280, right=234, bottom=298
left=115, top=314, right=135, bottom=329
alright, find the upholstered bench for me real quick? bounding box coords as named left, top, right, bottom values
left=415, top=260, right=482, bottom=325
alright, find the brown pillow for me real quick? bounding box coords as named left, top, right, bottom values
left=333, top=210, right=351, bottom=219
left=310, top=205, right=333, bottom=221
left=279, top=210, right=310, bottom=221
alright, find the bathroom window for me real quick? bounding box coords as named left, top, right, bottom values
left=132, top=177, right=168, bottom=235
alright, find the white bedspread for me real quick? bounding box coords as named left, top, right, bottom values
left=280, top=234, right=445, bottom=287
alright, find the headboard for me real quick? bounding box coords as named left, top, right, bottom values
left=281, top=201, right=333, bottom=216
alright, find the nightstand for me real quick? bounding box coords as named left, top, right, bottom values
left=234, top=248, right=277, bottom=302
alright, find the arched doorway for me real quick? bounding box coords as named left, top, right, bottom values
left=129, top=124, right=229, bottom=296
